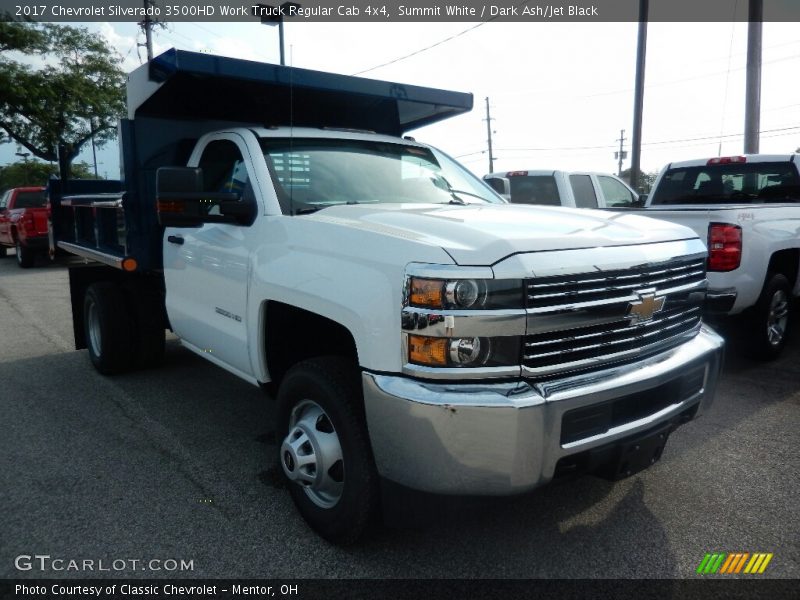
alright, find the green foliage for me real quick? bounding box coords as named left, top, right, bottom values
left=619, top=168, right=658, bottom=194
left=0, top=21, right=48, bottom=53
left=0, top=160, right=99, bottom=190
left=0, top=22, right=125, bottom=178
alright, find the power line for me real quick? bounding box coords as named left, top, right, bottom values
left=351, top=22, right=489, bottom=76
left=187, top=22, right=225, bottom=39
left=492, top=51, right=800, bottom=103
left=484, top=125, right=800, bottom=155
left=351, top=0, right=535, bottom=75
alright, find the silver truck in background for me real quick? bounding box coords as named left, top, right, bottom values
left=639, top=154, right=800, bottom=358
left=483, top=170, right=639, bottom=208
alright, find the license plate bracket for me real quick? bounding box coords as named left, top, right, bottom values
left=594, top=424, right=672, bottom=481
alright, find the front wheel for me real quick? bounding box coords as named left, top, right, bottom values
left=276, top=357, right=379, bottom=544
left=16, top=240, right=34, bottom=268
left=743, top=273, right=792, bottom=360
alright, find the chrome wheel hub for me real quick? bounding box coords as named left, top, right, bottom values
left=280, top=400, right=344, bottom=508
left=766, top=289, right=789, bottom=346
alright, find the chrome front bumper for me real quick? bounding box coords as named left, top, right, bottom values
left=363, top=326, right=724, bottom=495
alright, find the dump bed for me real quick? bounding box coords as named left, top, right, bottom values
left=50, top=48, right=473, bottom=272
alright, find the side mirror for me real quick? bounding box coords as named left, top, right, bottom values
left=635, top=194, right=648, bottom=207
left=156, top=166, right=256, bottom=227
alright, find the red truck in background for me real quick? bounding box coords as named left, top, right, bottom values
left=0, top=186, right=49, bottom=268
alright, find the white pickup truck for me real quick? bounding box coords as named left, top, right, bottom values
left=49, top=50, right=724, bottom=543
left=642, top=155, right=800, bottom=358
left=483, top=170, right=640, bottom=208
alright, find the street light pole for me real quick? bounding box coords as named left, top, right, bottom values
left=630, top=0, right=648, bottom=192
left=255, top=3, right=300, bottom=65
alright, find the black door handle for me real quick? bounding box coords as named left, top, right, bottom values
left=167, top=235, right=184, bottom=245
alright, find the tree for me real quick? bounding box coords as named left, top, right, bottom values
left=0, top=22, right=125, bottom=179
left=619, top=168, right=658, bottom=194
left=0, top=159, right=99, bottom=190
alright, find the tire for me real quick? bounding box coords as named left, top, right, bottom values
left=743, top=273, right=792, bottom=360
left=276, top=357, right=379, bottom=544
left=0, top=246, right=7, bottom=258
left=16, top=240, right=35, bottom=268
left=83, top=282, right=135, bottom=375
left=129, top=287, right=166, bottom=369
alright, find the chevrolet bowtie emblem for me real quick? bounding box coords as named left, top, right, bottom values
left=627, top=292, right=666, bottom=322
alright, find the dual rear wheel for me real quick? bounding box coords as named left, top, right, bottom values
left=83, top=282, right=165, bottom=374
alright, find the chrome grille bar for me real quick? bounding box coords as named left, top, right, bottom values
left=523, top=256, right=707, bottom=378
left=527, top=258, right=706, bottom=309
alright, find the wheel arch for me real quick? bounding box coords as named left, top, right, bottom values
left=767, top=248, right=800, bottom=292
left=262, top=300, right=359, bottom=389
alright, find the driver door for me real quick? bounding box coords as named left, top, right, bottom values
left=163, top=134, right=257, bottom=378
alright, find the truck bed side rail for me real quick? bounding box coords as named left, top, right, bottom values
left=48, top=180, right=146, bottom=272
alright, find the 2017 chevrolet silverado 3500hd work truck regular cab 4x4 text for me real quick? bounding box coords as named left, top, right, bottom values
left=49, top=50, right=723, bottom=543
left=642, top=155, right=800, bottom=359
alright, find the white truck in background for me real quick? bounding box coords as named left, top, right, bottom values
left=49, top=50, right=724, bottom=543
left=483, top=170, right=640, bottom=209
left=642, top=154, right=800, bottom=358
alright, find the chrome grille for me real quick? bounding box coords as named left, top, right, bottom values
left=527, top=258, right=705, bottom=309
left=523, top=257, right=706, bottom=378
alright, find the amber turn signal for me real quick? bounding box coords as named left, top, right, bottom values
left=409, top=278, right=444, bottom=308
left=408, top=335, right=448, bottom=366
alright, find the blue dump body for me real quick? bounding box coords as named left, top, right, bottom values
left=50, top=48, right=473, bottom=272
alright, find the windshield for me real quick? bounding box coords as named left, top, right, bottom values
left=260, top=138, right=503, bottom=214
left=651, top=162, right=800, bottom=205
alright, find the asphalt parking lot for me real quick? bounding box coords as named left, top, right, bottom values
left=0, top=252, right=798, bottom=580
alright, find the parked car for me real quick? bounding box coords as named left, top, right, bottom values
left=638, top=154, right=800, bottom=358
left=0, top=186, right=49, bottom=268
left=483, top=170, right=640, bottom=208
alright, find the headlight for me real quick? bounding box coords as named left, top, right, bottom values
left=408, top=277, right=523, bottom=310
left=408, top=334, right=520, bottom=368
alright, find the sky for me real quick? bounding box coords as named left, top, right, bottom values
left=2, top=17, right=799, bottom=181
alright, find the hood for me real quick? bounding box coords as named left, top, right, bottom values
left=308, top=203, right=698, bottom=265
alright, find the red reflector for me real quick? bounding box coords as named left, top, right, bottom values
left=121, top=257, right=138, bottom=272
left=157, top=200, right=184, bottom=213
left=708, top=223, right=742, bottom=272
left=707, top=156, right=747, bottom=166
left=505, top=171, right=527, bottom=177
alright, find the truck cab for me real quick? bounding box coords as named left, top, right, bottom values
left=483, top=170, right=640, bottom=209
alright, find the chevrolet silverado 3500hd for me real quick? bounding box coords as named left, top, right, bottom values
left=49, top=50, right=723, bottom=543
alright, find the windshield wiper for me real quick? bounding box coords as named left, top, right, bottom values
left=446, top=189, right=491, bottom=204
left=294, top=206, right=321, bottom=215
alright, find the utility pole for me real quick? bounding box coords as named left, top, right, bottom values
left=615, top=129, right=628, bottom=177
left=139, top=0, right=155, bottom=61
left=630, top=0, right=648, bottom=191
left=744, top=0, right=763, bottom=154
left=484, top=97, right=495, bottom=173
